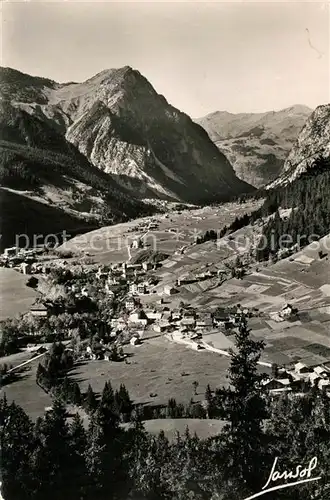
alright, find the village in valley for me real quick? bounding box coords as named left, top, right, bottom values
left=1, top=200, right=330, bottom=425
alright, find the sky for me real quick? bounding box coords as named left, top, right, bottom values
left=1, top=1, right=329, bottom=117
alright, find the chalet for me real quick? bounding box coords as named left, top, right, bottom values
left=31, top=262, right=43, bottom=273
left=30, top=303, right=48, bottom=318
left=196, top=316, right=213, bottom=329
left=172, top=310, right=182, bottom=322
left=20, top=262, right=31, bottom=275
left=279, top=304, right=295, bottom=319
left=162, top=311, right=172, bottom=322
left=111, top=317, right=127, bottom=330
left=318, top=379, right=330, bottom=391
left=3, top=247, right=17, bottom=258
left=91, top=343, right=104, bottom=360
left=213, top=313, right=230, bottom=328
left=196, top=270, right=214, bottom=280
left=190, top=342, right=204, bottom=351
left=176, top=275, right=193, bottom=286
left=104, top=349, right=112, bottom=361
left=183, top=309, right=196, bottom=319
left=105, top=286, right=115, bottom=298
left=145, top=309, right=162, bottom=321
left=130, top=336, right=141, bottom=346
left=154, top=321, right=171, bottom=333
left=131, top=239, right=143, bottom=249
left=107, top=275, right=120, bottom=286
left=180, top=318, right=195, bottom=328
left=96, top=267, right=108, bottom=279
left=262, top=378, right=292, bottom=392
left=309, top=372, right=320, bottom=386
left=164, top=285, right=177, bottom=295
left=128, top=309, right=148, bottom=326
left=125, top=296, right=138, bottom=311
left=294, top=362, right=310, bottom=375
left=129, top=282, right=148, bottom=295
left=313, top=366, right=329, bottom=377
left=131, top=264, right=143, bottom=271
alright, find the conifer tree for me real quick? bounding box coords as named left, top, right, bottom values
left=84, top=384, right=97, bottom=413
left=216, top=315, right=268, bottom=494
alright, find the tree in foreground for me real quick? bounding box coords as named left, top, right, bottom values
left=215, top=315, right=269, bottom=496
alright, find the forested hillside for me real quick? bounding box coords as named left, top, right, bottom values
left=0, top=103, right=155, bottom=249
left=255, top=157, right=330, bottom=261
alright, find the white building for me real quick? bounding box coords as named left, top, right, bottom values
left=313, top=366, right=329, bottom=377
left=154, top=321, right=171, bottom=333
left=145, top=310, right=162, bottom=321
left=164, top=285, right=176, bottom=296
left=30, top=303, right=48, bottom=318
left=131, top=238, right=143, bottom=249
left=318, top=379, right=330, bottom=391
left=3, top=247, right=18, bottom=258
left=20, top=262, right=31, bottom=274
left=279, top=304, right=294, bottom=319
left=130, top=336, right=141, bottom=346
left=129, top=282, right=148, bottom=295
left=294, top=362, right=309, bottom=375
left=128, top=309, right=148, bottom=326
left=125, top=296, right=137, bottom=311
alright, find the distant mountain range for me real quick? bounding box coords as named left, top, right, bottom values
left=267, top=103, right=330, bottom=189
left=1, top=65, right=327, bottom=251
left=196, top=105, right=312, bottom=188
left=0, top=65, right=254, bottom=249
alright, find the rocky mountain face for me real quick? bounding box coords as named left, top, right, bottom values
left=267, top=104, right=330, bottom=189
left=0, top=66, right=252, bottom=206
left=196, top=105, right=312, bottom=188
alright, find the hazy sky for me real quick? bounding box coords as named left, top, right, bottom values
left=1, top=1, right=329, bottom=117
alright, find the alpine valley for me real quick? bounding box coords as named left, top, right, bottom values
left=196, top=105, right=312, bottom=188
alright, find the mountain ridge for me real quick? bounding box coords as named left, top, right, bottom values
left=196, top=105, right=312, bottom=187
left=267, top=103, right=330, bottom=189
left=1, top=65, right=253, bottom=204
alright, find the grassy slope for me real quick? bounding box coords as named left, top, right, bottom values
left=0, top=187, right=98, bottom=251
left=0, top=268, right=38, bottom=320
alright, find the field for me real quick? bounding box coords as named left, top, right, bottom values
left=0, top=354, right=52, bottom=420
left=124, top=418, right=226, bottom=441
left=1, top=332, right=230, bottom=421
left=70, top=332, right=230, bottom=407
left=179, top=234, right=330, bottom=367
left=137, top=232, right=330, bottom=368
left=0, top=267, right=38, bottom=321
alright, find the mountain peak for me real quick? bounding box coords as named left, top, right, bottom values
left=280, top=104, right=312, bottom=114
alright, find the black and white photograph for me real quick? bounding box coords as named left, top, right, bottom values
left=0, top=1, right=329, bottom=499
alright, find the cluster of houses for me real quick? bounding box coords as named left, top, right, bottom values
left=110, top=301, right=240, bottom=346
left=269, top=304, right=298, bottom=322
left=263, top=362, right=330, bottom=395
left=126, top=219, right=159, bottom=234
left=102, top=262, right=158, bottom=292
left=175, top=268, right=228, bottom=287
left=0, top=246, right=45, bottom=270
